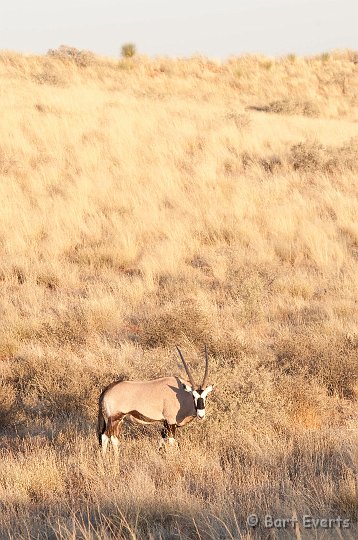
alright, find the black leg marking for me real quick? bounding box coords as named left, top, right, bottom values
left=168, top=424, right=176, bottom=438
left=162, top=421, right=177, bottom=438
left=162, top=420, right=169, bottom=439
left=159, top=422, right=178, bottom=452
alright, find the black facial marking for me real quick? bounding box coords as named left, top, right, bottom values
left=197, top=397, right=204, bottom=410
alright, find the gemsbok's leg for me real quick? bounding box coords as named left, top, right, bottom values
left=107, top=414, right=124, bottom=458
left=101, top=416, right=114, bottom=457
left=101, top=433, right=109, bottom=456
left=110, top=420, right=123, bottom=458
left=159, top=424, right=167, bottom=450
left=110, top=435, right=119, bottom=457
left=167, top=423, right=177, bottom=446
left=159, top=421, right=178, bottom=449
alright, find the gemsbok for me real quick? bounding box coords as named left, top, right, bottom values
left=97, top=346, right=215, bottom=455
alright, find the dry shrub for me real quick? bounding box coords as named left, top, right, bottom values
left=36, top=271, right=59, bottom=290
left=239, top=150, right=285, bottom=174
left=38, top=305, right=90, bottom=347
left=121, top=43, right=136, bottom=59
left=334, top=472, right=358, bottom=522
left=290, top=140, right=327, bottom=171
left=6, top=353, right=104, bottom=422
left=290, top=138, right=358, bottom=173
left=33, top=300, right=120, bottom=349
left=67, top=241, right=138, bottom=272
left=278, top=374, right=337, bottom=429
left=242, top=137, right=358, bottom=175
left=0, top=381, right=16, bottom=428
left=32, top=71, right=64, bottom=86
left=32, top=365, right=97, bottom=419
left=251, top=99, right=319, bottom=117
left=259, top=154, right=283, bottom=173
left=139, top=301, right=212, bottom=349
left=0, top=444, right=65, bottom=505
left=0, top=332, right=19, bottom=361
left=273, top=327, right=358, bottom=398
left=225, top=112, right=251, bottom=129
left=326, top=137, right=358, bottom=173
left=47, top=45, right=95, bottom=68
left=287, top=431, right=352, bottom=492
left=226, top=263, right=273, bottom=324
left=268, top=99, right=319, bottom=116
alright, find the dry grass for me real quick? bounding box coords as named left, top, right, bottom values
left=0, top=48, right=358, bottom=539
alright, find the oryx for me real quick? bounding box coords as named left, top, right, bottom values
left=97, top=346, right=214, bottom=455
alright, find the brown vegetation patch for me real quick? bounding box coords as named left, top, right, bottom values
left=273, top=328, right=358, bottom=398
left=290, top=138, right=358, bottom=173
left=47, top=45, right=95, bottom=68
left=139, top=302, right=212, bottom=349
left=249, top=99, right=319, bottom=117
left=0, top=382, right=16, bottom=429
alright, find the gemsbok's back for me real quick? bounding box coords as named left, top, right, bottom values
left=97, top=346, right=215, bottom=455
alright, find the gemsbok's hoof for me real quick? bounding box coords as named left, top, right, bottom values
left=167, top=437, right=178, bottom=448
left=158, top=437, right=180, bottom=453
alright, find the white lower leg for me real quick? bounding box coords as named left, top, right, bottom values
left=111, top=435, right=120, bottom=456
left=158, top=437, right=166, bottom=449
left=159, top=437, right=178, bottom=450
left=101, top=434, right=109, bottom=456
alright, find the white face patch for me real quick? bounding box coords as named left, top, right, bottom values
left=192, top=391, right=206, bottom=418
left=192, top=385, right=215, bottom=418
left=186, top=386, right=214, bottom=418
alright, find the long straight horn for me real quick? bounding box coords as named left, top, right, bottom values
left=176, top=346, right=195, bottom=388
left=201, top=344, right=209, bottom=388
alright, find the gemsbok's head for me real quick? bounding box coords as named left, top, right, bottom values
left=176, top=345, right=215, bottom=420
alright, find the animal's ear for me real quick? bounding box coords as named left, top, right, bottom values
left=202, top=384, right=215, bottom=398
left=183, top=383, right=192, bottom=393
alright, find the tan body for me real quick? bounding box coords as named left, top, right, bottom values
left=97, top=346, right=214, bottom=454
left=100, top=376, right=196, bottom=427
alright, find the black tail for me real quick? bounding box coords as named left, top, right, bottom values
left=97, top=406, right=106, bottom=446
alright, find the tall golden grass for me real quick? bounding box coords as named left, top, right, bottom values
left=0, top=47, right=358, bottom=538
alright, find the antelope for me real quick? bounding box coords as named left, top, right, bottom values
left=97, top=346, right=215, bottom=455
